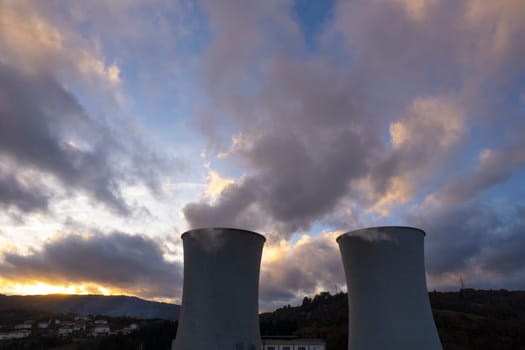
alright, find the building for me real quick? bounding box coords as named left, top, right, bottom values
left=37, top=321, right=50, bottom=329
left=0, top=330, right=31, bottom=340
left=57, top=327, right=74, bottom=337
left=93, top=325, right=110, bottom=336
left=14, top=323, right=32, bottom=330
left=74, top=316, right=91, bottom=321
left=73, top=320, right=86, bottom=331
left=261, top=336, right=325, bottom=350
left=171, top=336, right=326, bottom=350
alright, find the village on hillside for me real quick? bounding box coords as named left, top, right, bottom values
left=0, top=314, right=138, bottom=341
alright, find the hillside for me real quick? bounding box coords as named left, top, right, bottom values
left=260, top=289, right=525, bottom=350
left=2, top=290, right=525, bottom=349
left=0, top=294, right=180, bottom=321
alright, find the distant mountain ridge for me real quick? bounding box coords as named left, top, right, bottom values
left=0, top=294, right=180, bottom=321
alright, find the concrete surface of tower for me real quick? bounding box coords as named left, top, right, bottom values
left=173, top=227, right=265, bottom=350
left=337, top=226, right=442, bottom=350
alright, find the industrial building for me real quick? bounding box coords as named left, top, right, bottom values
left=261, top=336, right=325, bottom=350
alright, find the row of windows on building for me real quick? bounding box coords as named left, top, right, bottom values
left=263, top=346, right=324, bottom=350
left=261, top=337, right=325, bottom=350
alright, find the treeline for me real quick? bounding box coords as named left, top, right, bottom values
left=260, top=292, right=348, bottom=349
left=259, top=289, right=525, bottom=350
left=2, top=289, right=525, bottom=349
left=431, top=289, right=525, bottom=349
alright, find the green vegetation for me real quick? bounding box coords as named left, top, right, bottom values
left=259, top=289, right=525, bottom=350
left=260, top=291, right=348, bottom=349
left=0, top=314, right=177, bottom=350
left=2, top=289, right=525, bottom=349
left=0, top=295, right=179, bottom=321
left=431, top=289, right=525, bottom=349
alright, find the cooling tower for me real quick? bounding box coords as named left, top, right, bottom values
left=337, top=226, right=442, bottom=350
left=173, top=228, right=265, bottom=350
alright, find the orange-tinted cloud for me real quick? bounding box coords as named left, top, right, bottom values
left=0, top=231, right=182, bottom=301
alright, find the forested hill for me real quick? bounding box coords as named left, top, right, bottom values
left=0, top=294, right=180, bottom=321
left=259, top=289, right=525, bottom=350
left=2, top=290, right=525, bottom=349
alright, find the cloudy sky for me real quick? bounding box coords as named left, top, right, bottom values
left=1, top=0, right=525, bottom=311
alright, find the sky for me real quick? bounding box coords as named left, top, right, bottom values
left=1, top=0, right=525, bottom=311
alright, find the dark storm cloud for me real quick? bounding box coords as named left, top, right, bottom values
left=431, top=134, right=525, bottom=206
left=0, top=60, right=174, bottom=215
left=405, top=122, right=525, bottom=282
left=410, top=201, right=525, bottom=286
left=184, top=57, right=378, bottom=236
left=470, top=205, right=525, bottom=277
left=0, top=232, right=182, bottom=299
left=414, top=201, right=501, bottom=275
left=0, top=171, right=49, bottom=212
left=0, top=63, right=131, bottom=214
left=479, top=228, right=525, bottom=275
left=183, top=0, right=463, bottom=235
left=184, top=178, right=260, bottom=230
left=0, top=1, right=184, bottom=217
left=184, top=0, right=525, bottom=247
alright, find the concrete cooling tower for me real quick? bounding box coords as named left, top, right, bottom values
left=337, top=226, right=442, bottom=350
left=172, top=228, right=266, bottom=350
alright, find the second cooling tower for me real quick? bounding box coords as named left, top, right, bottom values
left=173, top=227, right=265, bottom=350
left=337, top=226, right=442, bottom=350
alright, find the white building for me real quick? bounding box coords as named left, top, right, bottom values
left=37, top=321, right=50, bottom=329
left=93, top=325, right=110, bottom=336
left=171, top=337, right=326, bottom=350
left=117, top=323, right=139, bottom=335
left=57, top=327, right=74, bottom=337
left=0, top=330, right=31, bottom=340
left=14, top=323, right=32, bottom=330
left=261, top=337, right=325, bottom=350
left=74, top=316, right=91, bottom=321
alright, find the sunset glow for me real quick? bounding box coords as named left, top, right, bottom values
left=0, top=0, right=525, bottom=309
left=0, top=280, right=116, bottom=296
